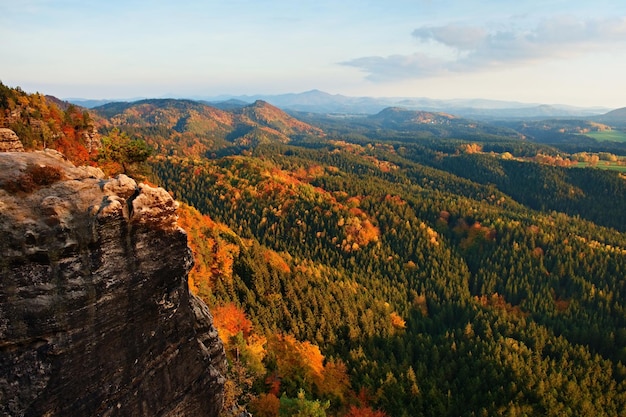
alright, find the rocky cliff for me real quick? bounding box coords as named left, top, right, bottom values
left=0, top=150, right=226, bottom=416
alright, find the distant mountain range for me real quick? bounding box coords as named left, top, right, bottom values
left=86, top=95, right=626, bottom=157
left=68, top=89, right=615, bottom=120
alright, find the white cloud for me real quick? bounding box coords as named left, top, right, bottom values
left=412, top=24, right=488, bottom=50
left=345, top=53, right=448, bottom=81
left=342, top=16, right=626, bottom=81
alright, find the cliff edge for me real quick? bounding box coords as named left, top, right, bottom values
left=0, top=150, right=226, bottom=416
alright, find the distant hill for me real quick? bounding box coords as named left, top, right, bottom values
left=493, top=118, right=626, bottom=154
left=66, top=98, right=131, bottom=108
left=234, top=100, right=323, bottom=138
left=594, top=107, right=626, bottom=127
left=206, top=98, right=249, bottom=111
left=369, top=107, right=460, bottom=127
left=43, top=95, right=76, bottom=111
left=364, top=107, right=522, bottom=140
left=454, top=104, right=610, bottom=121
left=92, top=98, right=324, bottom=156
left=94, top=98, right=234, bottom=130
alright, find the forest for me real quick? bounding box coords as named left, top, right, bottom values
left=154, top=141, right=626, bottom=417
left=3, top=83, right=626, bottom=416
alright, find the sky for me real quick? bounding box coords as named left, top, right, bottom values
left=2, top=0, right=626, bottom=108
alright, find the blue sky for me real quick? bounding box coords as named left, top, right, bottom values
left=2, top=0, right=626, bottom=107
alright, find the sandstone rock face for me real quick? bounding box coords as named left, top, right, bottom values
left=0, top=151, right=226, bottom=416
left=0, top=128, right=24, bottom=152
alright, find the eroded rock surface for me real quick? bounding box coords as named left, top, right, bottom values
left=0, top=151, right=226, bottom=417
left=0, top=128, right=24, bottom=152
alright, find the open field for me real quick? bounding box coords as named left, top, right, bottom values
left=574, top=161, right=626, bottom=172
left=585, top=130, right=626, bottom=142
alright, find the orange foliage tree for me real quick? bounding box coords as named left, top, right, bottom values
left=176, top=203, right=239, bottom=298
left=390, top=312, right=406, bottom=330
left=249, top=393, right=280, bottom=417
left=176, top=203, right=216, bottom=295
left=268, top=334, right=325, bottom=396
left=318, top=358, right=351, bottom=403
left=344, top=405, right=389, bottom=417
left=212, top=302, right=253, bottom=341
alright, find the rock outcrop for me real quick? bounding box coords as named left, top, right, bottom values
left=0, top=128, right=24, bottom=152
left=0, top=150, right=226, bottom=416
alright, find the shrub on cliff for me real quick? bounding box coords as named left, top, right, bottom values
left=1, top=164, right=64, bottom=193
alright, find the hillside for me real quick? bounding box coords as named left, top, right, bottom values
left=234, top=100, right=324, bottom=138
left=147, top=102, right=626, bottom=416
left=595, top=107, right=626, bottom=127
left=93, top=98, right=324, bottom=156
left=293, top=106, right=523, bottom=144
left=494, top=118, right=626, bottom=154
left=154, top=139, right=626, bottom=417
left=369, top=107, right=460, bottom=125
left=0, top=82, right=99, bottom=165
left=368, top=107, right=528, bottom=140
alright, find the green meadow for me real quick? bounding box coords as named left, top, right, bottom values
left=574, top=161, right=626, bottom=171
left=586, top=130, right=626, bottom=142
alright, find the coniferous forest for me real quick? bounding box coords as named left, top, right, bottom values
left=3, top=83, right=626, bottom=416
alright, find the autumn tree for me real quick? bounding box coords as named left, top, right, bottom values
left=344, top=405, right=389, bottom=417
left=250, top=393, right=280, bottom=417
left=279, top=390, right=329, bottom=417
left=318, top=358, right=351, bottom=405
left=97, top=128, right=151, bottom=176
left=268, top=334, right=325, bottom=397
left=213, top=303, right=254, bottom=343
left=215, top=304, right=267, bottom=417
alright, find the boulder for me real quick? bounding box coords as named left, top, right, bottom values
left=0, top=128, right=24, bottom=152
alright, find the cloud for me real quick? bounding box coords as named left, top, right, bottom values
left=412, top=24, right=488, bottom=50
left=344, top=53, right=449, bottom=81
left=342, top=16, right=626, bottom=81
